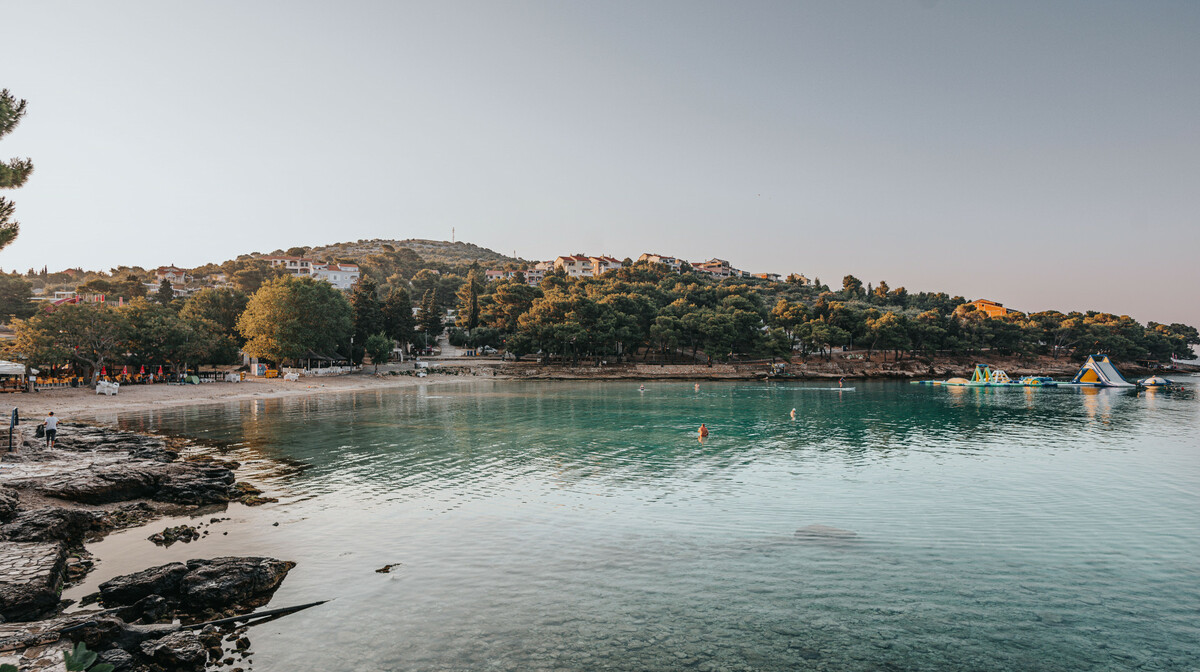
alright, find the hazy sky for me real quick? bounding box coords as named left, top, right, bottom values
left=3, top=1, right=1198, bottom=326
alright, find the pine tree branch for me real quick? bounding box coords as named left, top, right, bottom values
left=0, top=90, right=28, bottom=139
left=0, top=158, right=33, bottom=189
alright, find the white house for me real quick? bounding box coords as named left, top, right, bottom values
left=311, top=263, right=360, bottom=290
left=555, top=255, right=595, bottom=278
left=262, top=256, right=318, bottom=276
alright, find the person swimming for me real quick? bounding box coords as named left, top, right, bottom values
left=639, top=384, right=646, bottom=392
left=694, top=383, right=700, bottom=392
left=698, top=423, right=709, bottom=438
left=790, top=408, right=796, bottom=420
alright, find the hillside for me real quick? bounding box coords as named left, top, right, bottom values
left=305, top=239, right=526, bottom=268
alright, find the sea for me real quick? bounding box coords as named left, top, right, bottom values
left=69, top=379, right=1200, bottom=671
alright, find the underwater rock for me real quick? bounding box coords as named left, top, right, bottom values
left=793, top=524, right=858, bottom=543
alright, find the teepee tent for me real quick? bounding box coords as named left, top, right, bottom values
left=1071, top=354, right=1134, bottom=387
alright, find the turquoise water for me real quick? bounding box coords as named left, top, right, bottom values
left=96, top=380, right=1199, bottom=670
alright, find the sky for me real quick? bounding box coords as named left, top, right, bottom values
left=2, top=1, right=1198, bottom=327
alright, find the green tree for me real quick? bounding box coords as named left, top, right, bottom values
left=122, top=299, right=221, bottom=372
left=0, top=272, right=34, bottom=323
left=350, top=276, right=384, bottom=364
left=10, top=303, right=128, bottom=384
left=364, top=332, right=393, bottom=372
left=382, top=287, right=415, bottom=350
left=181, top=287, right=250, bottom=344
left=0, top=89, right=33, bottom=251
left=415, top=289, right=442, bottom=346
left=237, top=276, right=353, bottom=365
left=228, top=259, right=285, bottom=294
left=155, top=279, right=174, bottom=305
left=841, top=275, right=863, bottom=299
left=482, top=279, right=538, bottom=333
left=456, top=267, right=484, bottom=334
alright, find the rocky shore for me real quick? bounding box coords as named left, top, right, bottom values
left=0, top=424, right=294, bottom=671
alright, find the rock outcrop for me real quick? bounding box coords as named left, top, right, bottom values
left=139, top=630, right=207, bottom=671
left=0, top=486, right=18, bottom=523
left=179, top=557, right=296, bottom=609
left=33, top=462, right=235, bottom=506
left=0, top=541, right=67, bottom=622
left=100, top=557, right=295, bottom=613
left=99, top=562, right=191, bottom=606
left=0, top=507, right=104, bottom=546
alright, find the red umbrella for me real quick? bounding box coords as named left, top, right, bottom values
left=100, top=366, right=106, bottom=376
left=156, top=365, right=163, bottom=376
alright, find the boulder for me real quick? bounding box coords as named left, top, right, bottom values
left=96, top=648, right=135, bottom=671
left=36, top=463, right=161, bottom=504
left=99, top=562, right=190, bottom=606
left=0, top=486, right=18, bottom=522
left=0, top=541, right=67, bottom=622
left=155, top=464, right=236, bottom=505
left=179, top=557, right=295, bottom=609
left=35, top=462, right=234, bottom=506
left=139, top=630, right=207, bottom=671
left=0, top=507, right=104, bottom=546
left=99, top=556, right=294, bottom=613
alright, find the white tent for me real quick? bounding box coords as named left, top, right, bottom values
left=0, top=360, right=37, bottom=376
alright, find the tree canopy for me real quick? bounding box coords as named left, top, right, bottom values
left=237, top=276, right=353, bottom=365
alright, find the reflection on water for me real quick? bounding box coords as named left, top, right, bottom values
left=92, top=379, right=1200, bottom=671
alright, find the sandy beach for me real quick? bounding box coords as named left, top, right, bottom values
left=14, top=373, right=468, bottom=419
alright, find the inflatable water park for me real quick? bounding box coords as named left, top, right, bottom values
left=913, top=354, right=1183, bottom=389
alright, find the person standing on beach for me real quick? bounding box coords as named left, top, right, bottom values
left=43, top=411, right=58, bottom=448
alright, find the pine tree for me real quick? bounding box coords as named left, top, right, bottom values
left=382, top=287, right=415, bottom=349
left=456, top=267, right=483, bottom=336
left=416, top=289, right=442, bottom=347
left=155, top=279, right=174, bottom=305
left=0, top=90, right=34, bottom=251
left=350, top=277, right=384, bottom=364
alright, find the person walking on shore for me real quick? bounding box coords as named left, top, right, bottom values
left=43, top=411, right=58, bottom=448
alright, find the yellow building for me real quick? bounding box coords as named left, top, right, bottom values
left=966, top=299, right=1012, bottom=318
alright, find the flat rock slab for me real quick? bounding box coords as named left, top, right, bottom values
left=32, top=462, right=234, bottom=506
left=0, top=541, right=67, bottom=622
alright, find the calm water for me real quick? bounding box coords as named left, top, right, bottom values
left=77, top=380, right=1199, bottom=671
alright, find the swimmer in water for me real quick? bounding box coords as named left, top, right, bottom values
left=694, top=383, right=700, bottom=392
left=790, top=408, right=796, bottom=420
left=698, top=423, right=709, bottom=438
left=639, top=384, right=646, bottom=392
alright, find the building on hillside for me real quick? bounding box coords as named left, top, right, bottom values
left=262, top=256, right=318, bottom=276
left=690, top=258, right=736, bottom=279
left=589, top=256, right=623, bottom=275
left=523, top=267, right=545, bottom=285
left=533, top=260, right=555, bottom=272
left=484, top=268, right=544, bottom=286
left=637, top=253, right=685, bottom=271
left=753, top=273, right=782, bottom=282
left=155, top=266, right=190, bottom=283
left=964, top=299, right=1013, bottom=318
left=311, top=263, right=360, bottom=290
left=555, top=255, right=595, bottom=278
